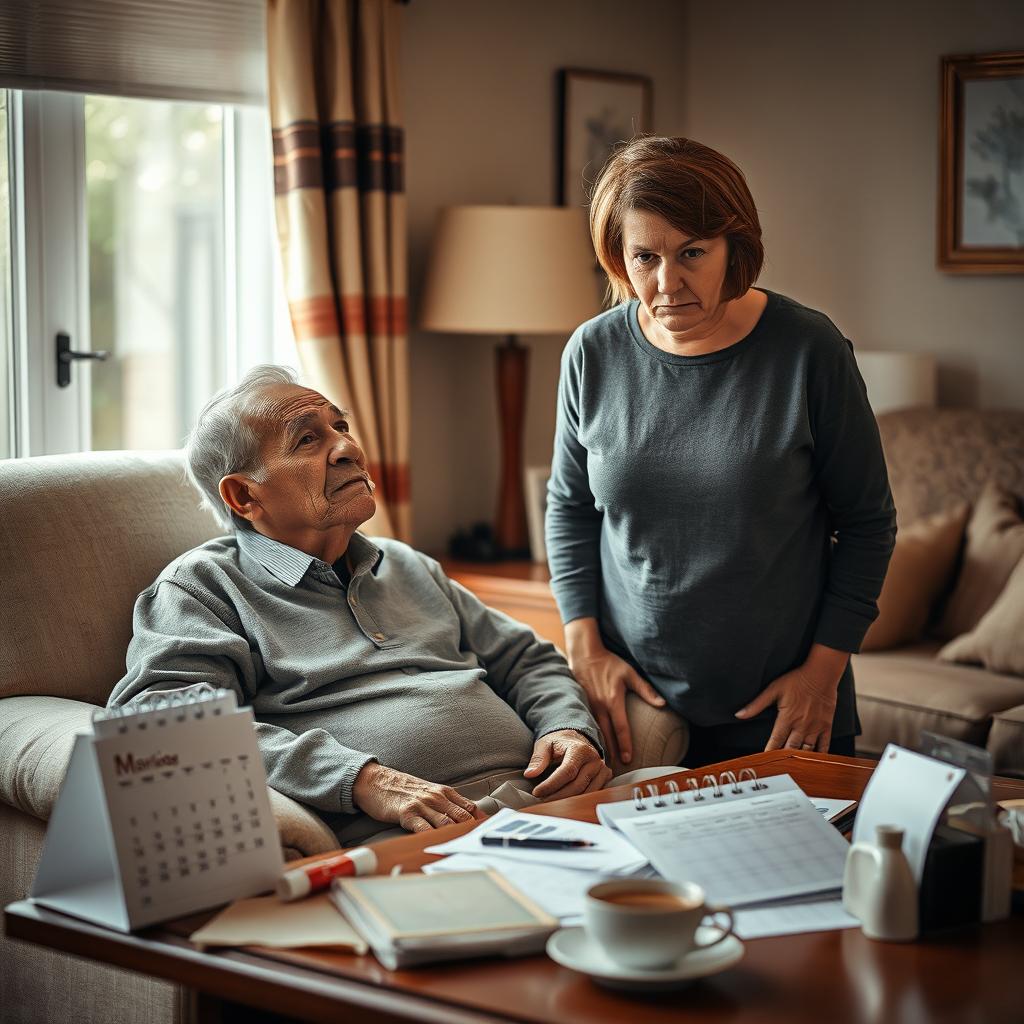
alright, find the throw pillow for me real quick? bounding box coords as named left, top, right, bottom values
left=939, top=554, right=1024, bottom=676
left=936, top=482, right=1024, bottom=640
left=861, top=503, right=969, bottom=652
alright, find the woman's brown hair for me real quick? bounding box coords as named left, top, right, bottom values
left=589, top=136, right=764, bottom=305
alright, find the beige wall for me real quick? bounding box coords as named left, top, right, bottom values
left=403, top=0, right=689, bottom=552
left=681, top=0, right=1024, bottom=410
left=404, top=0, right=1023, bottom=552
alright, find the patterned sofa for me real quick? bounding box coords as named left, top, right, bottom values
left=853, top=408, right=1024, bottom=775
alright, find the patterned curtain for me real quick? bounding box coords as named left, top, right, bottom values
left=266, top=0, right=410, bottom=540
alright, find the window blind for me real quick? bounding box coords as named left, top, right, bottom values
left=0, top=0, right=267, bottom=105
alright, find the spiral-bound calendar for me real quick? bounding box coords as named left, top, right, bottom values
left=32, top=689, right=283, bottom=932
left=599, top=771, right=853, bottom=907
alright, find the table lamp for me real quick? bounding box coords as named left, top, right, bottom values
left=855, top=351, right=938, bottom=416
left=420, top=206, right=600, bottom=556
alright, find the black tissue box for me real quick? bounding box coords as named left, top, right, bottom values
left=918, top=824, right=984, bottom=933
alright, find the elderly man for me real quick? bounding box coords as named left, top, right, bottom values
left=109, top=365, right=612, bottom=842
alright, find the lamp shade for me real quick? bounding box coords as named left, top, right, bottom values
left=419, top=206, right=600, bottom=334
left=855, top=351, right=937, bottom=415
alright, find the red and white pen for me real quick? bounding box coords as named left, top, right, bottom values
left=276, top=847, right=378, bottom=901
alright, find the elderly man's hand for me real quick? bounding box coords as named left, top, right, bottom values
left=352, top=763, right=486, bottom=832
left=524, top=729, right=612, bottom=801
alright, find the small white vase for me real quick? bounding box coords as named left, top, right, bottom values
left=842, top=824, right=919, bottom=941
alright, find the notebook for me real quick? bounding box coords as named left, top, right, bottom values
left=600, top=771, right=852, bottom=907
left=330, top=870, right=559, bottom=969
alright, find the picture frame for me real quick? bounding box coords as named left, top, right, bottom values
left=938, top=51, right=1024, bottom=273
left=523, top=465, right=551, bottom=565
left=557, top=69, right=652, bottom=209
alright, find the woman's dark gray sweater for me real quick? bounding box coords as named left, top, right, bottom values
left=545, top=290, right=896, bottom=738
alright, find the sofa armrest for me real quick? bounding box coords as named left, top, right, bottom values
left=0, top=695, right=96, bottom=820
left=268, top=786, right=341, bottom=860
left=606, top=692, right=689, bottom=776
left=0, top=694, right=339, bottom=859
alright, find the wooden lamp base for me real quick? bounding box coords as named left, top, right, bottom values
left=494, top=335, right=530, bottom=557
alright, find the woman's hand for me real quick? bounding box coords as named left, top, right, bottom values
left=352, top=763, right=486, bottom=832
left=565, top=618, right=665, bottom=765
left=734, top=644, right=849, bottom=752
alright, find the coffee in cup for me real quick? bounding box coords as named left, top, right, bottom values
left=584, top=879, right=734, bottom=970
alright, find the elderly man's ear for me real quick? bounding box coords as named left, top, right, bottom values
left=219, top=475, right=261, bottom=524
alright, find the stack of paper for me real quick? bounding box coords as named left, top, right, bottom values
left=423, top=799, right=860, bottom=940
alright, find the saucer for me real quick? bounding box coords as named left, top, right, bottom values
left=546, top=926, right=745, bottom=992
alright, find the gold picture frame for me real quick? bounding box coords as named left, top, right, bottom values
left=938, top=51, right=1024, bottom=273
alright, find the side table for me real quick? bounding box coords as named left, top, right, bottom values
left=440, top=558, right=563, bottom=647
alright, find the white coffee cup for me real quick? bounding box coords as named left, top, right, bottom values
left=584, top=879, right=734, bottom=970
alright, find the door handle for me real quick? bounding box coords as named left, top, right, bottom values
left=56, top=331, right=109, bottom=388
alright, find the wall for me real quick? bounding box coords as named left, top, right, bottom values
left=681, top=0, right=1024, bottom=410
left=403, top=0, right=1024, bottom=551
left=402, top=0, right=689, bottom=552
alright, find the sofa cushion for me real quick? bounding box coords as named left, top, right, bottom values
left=861, top=504, right=968, bottom=651
left=853, top=643, right=1024, bottom=755
left=0, top=696, right=96, bottom=820
left=0, top=695, right=340, bottom=858
left=940, top=552, right=1024, bottom=678
left=876, top=408, right=1024, bottom=529
left=0, top=451, right=222, bottom=704
left=989, top=705, right=1024, bottom=776
left=935, top=482, right=1024, bottom=641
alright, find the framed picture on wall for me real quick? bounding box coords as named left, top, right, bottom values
left=938, top=51, right=1024, bottom=273
left=558, top=69, right=652, bottom=208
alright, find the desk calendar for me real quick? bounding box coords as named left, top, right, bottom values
left=32, top=688, right=283, bottom=932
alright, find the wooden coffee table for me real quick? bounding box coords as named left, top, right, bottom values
left=6, top=750, right=1024, bottom=1024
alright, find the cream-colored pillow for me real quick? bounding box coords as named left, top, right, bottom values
left=939, top=554, right=1024, bottom=676
left=861, top=503, right=969, bottom=652
left=936, top=482, right=1024, bottom=640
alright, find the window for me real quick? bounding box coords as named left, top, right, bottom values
left=6, top=91, right=294, bottom=457
left=0, top=91, right=13, bottom=459
left=85, top=96, right=226, bottom=451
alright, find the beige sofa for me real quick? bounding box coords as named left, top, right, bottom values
left=0, top=452, right=345, bottom=1024
left=853, top=408, right=1024, bottom=774
left=0, top=449, right=686, bottom=1024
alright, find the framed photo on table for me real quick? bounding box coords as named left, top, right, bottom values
left=938, top=51, right=1024, bottom=273
left=558, top=69, right=652, bottom=208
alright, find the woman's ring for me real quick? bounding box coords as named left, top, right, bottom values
left=801, top=742, right=815, bottom=750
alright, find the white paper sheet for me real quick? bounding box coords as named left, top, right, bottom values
left=731, top=891, right=858, bottom=939
left=852, top=745, right=966, bottom=881
left=809, top=797, right=857, bottom=822
left=424, top=808, right=648, bottom=875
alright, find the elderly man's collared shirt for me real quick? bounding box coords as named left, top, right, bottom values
left=109, top=531, right=601, bottom=827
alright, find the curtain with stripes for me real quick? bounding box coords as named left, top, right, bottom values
left=266, top=0, right=410, bottom=540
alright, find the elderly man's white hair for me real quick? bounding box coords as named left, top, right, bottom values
left=186, top=364, right=300, bottom=532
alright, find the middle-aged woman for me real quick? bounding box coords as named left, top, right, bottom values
left=546, top=136, right=896, bottom=770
